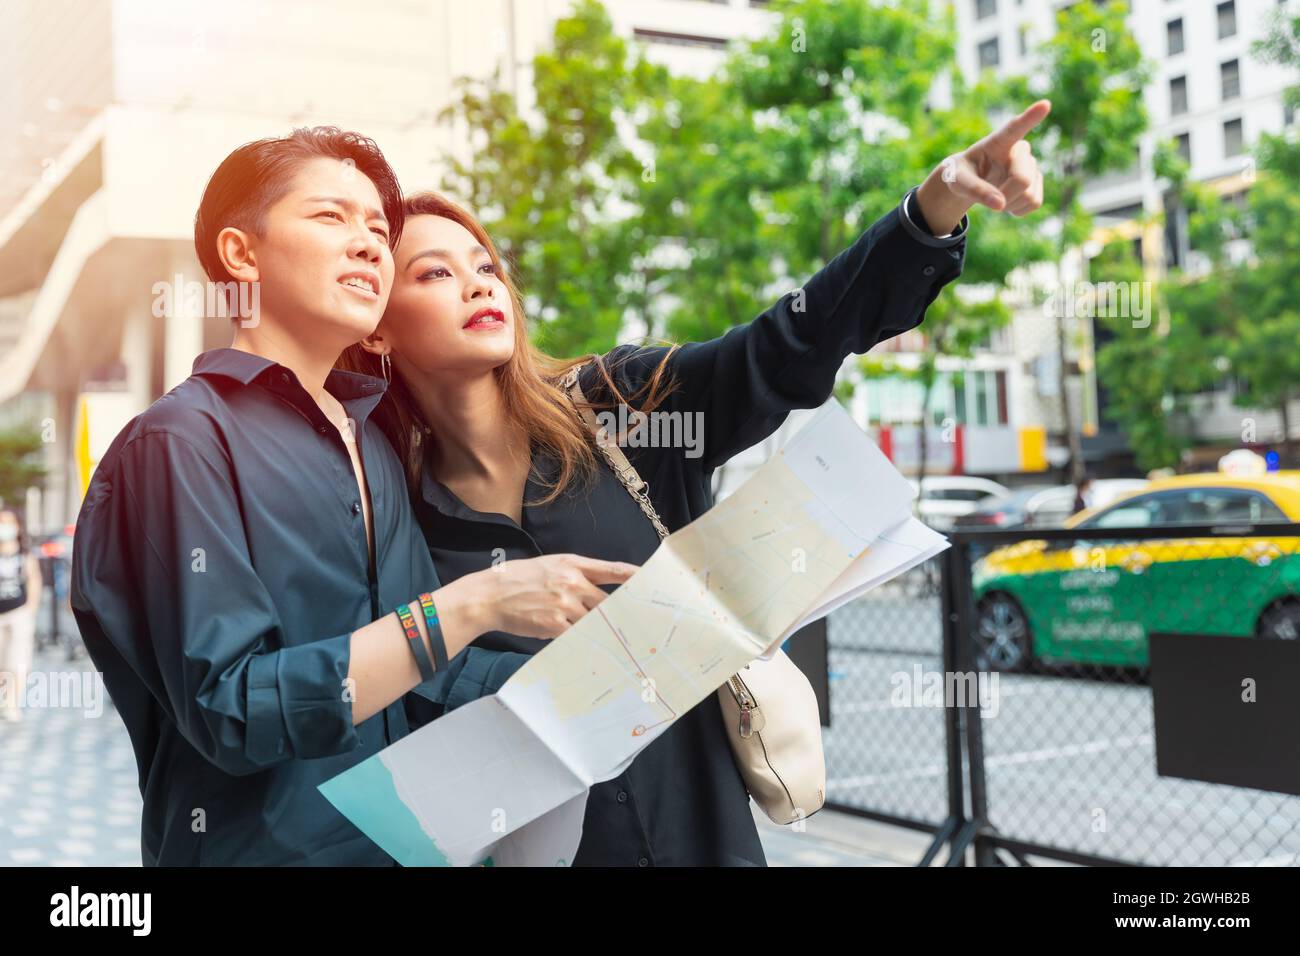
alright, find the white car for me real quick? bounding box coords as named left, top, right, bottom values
left=952, top=479, right=1150, bottom=529
left=908, top=476, right=1010, bottom=530
left=1085, top=478, right=1150, bottom=510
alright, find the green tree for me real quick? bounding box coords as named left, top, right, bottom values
left=1092, top=139, right=1237, bottom=471
left=641, top=0, right=1052, bottom=488
left=439, top=0, right=667, bottom=356
left=1106, top=6, right=1300, bottom=469
left=1235, top=7, right=1300, bottom=465
left=636, top=0, right=950, bottom=349
left=0, top=426, right=46, bottom=510
left=858, top=79, right=1053, bottom=487
left=442, top=0, right=1056, bottom=499
left=1004, top=0, right=1150, bottom=483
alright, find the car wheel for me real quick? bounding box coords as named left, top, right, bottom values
left=1256, top=598, right=1300, bottom=641
left=974, top=593, right=1033, bottom=671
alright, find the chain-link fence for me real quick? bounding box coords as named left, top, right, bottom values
left=822, top=557, right=952, bottom=836
left=824, top=522, right=1300, bottom=866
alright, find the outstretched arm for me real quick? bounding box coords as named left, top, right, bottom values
left=584, top=101, right=1050, bottom=470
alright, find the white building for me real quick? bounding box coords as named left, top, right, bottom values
left=0, top=0, right=777, bottom=529
left=949, top=0, right=1298, bottom=470
left=4, top=0, right=1294, bottom=527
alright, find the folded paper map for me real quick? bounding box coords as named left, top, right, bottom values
left=320, top=400, right=948, bottom=865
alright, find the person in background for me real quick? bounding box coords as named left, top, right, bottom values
left=0, top=508, right=43, bottom=723
left=340, top=99, right=1050, bottom=865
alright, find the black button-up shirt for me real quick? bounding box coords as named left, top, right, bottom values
left=70, top=348, right=441, bottom=866
left=414, top=190, right=967, bottom=866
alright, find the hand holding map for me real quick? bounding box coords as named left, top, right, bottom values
left=320, top=400, right=948, bottom=865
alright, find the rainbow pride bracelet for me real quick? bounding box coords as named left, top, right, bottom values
left=417, top=592, right=449, bottom=673
left=397, top=602, right=435, bottom=682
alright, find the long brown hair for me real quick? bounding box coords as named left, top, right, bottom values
left=336, top=191, right=679, bottom=506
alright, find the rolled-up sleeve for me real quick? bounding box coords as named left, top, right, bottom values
left=587, top=186, right=967, bottom=469
left=410, top=646, right=531, bottom=715
left=72, top=430, right=360, bottom=776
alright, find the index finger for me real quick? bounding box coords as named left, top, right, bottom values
left=565, top=555, right=640, bottom=585
left=983, top=99, right=1051, bottom=150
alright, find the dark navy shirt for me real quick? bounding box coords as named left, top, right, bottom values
left=414, top=188, right=968, bottom=866
left=70, top=348, right=441, bottom=866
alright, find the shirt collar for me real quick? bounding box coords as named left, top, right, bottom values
left=192, top=347, right=389, bottom=422
left=192, top=347, right=388, bottom=401
left=419, top=452, right=480, bottom=522
left=418, top=444, right=556, bottom=531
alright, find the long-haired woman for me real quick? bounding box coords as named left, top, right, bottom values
left=338, top=101, right=1047, bottom=865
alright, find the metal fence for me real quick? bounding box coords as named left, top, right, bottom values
left=823, top=521, right=1300, bottom=866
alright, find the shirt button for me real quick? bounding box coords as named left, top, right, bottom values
left=351, top=501, right=362, bottom=515
left=616, top=790, right=628, bottom=803
left=317, top=424, right=329, bottom=434
left=922, top=264, right=936, bottom=277
left=637, top=857, right=649, bottom=867
left=279, top=372, right=290, bottom=385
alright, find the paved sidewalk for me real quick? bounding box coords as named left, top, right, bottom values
left=0, top=645, right=141, bottom=866
left=753, top=804, right=933, bottom=866
left=3, top=645, right=936, bottom=867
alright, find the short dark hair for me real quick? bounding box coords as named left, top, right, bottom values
left=193, top=126, right=404, bottom=289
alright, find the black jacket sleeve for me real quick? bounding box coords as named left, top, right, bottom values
left=582, top=187, right=968, bottom=471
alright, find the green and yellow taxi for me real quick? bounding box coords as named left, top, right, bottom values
left=971, top=472, right=1300, bottom=670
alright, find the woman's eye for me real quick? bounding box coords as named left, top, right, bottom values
left=317, top=210, right=344, bottom=221
left=479, top=262, right=497, bottom=275
left=372, top=228, right=389, bottom=240
left=418, top=267, right=451, bottom=280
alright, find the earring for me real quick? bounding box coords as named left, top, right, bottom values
left=381, top=352, right=391, bottom=384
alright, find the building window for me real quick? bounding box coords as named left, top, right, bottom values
left=1167, top=18, right=1184, bottom=56
left=1286, top=101, right=1296, bottom=126
left=1217, top=1, right=1236, bottom=40
left=632, top=28, right=727, bottom=50
left=970, top=373, right=985, bottom=426
left=1221, top=59, right=1240, bottom=100
left=1018, top=24, right=1029, bottom=57
left=1169, top=75, right=1188, bottom=116
left=978, top=37, right=1000, bottom=68
left=1175, top=132, right=1191, bottom=164
left=1223, top=118, right=1244, bottom=157
left=1221, top=190, right=1251, bottom=239
left=975, top=0, right=997, bottom=20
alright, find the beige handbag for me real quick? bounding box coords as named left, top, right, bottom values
left=561, top=366, right=826, bottom=825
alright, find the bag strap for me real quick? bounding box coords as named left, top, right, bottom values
left=561, top=363, right=671, bottom=541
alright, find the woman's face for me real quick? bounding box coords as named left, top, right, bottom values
left=378, top=214, right=516, bottom=378
left=0, top=512, right=19, bottom=551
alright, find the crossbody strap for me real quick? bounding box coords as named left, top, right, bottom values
left=560, top=364, right=671, bottom=541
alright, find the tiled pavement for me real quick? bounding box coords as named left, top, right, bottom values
left=2, top=645, right=913, bottom=867
left=0, top=645, right=142, bottom=866
left=752, top=804, right=932, bottom=866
